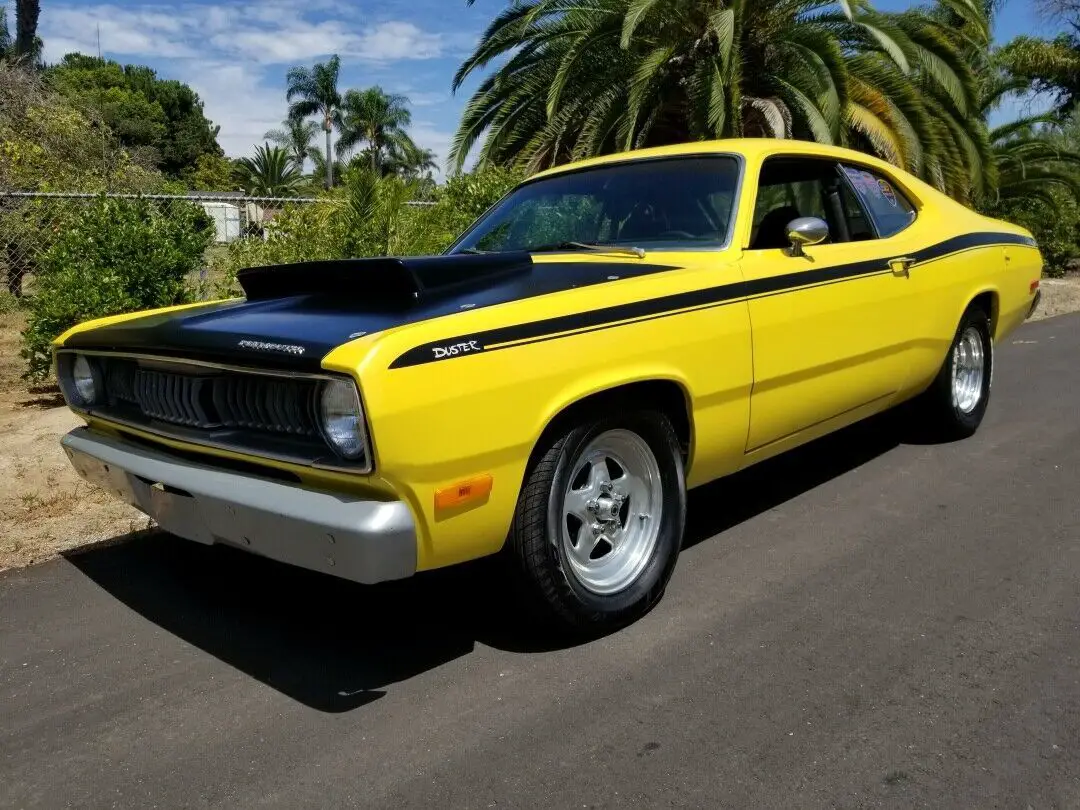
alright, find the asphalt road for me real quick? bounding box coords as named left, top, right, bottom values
left=3, top=314, right=1080, bottom=809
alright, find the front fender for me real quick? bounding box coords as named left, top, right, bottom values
left=529, top=365, right=696, bottom=465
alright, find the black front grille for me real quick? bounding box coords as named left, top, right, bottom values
left=135, top=369, right=216, bottom=427
left=98, top=357, right=320, bottom=438
left=212, top=373, right=315, bottom=434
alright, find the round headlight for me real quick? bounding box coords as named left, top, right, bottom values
left=72, top=354, right=98, bottom=405
left=318, top=379, right=367, bottom=460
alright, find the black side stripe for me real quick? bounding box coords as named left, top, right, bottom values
left=389, top=232, right=1037, bottom=369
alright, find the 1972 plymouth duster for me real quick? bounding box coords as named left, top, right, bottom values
left=54, top=140, right=1043, bottom=631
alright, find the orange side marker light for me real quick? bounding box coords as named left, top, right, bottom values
left=435, top=474, right=493, bottom=510
left=1030, top=279, right=1040, bottom=294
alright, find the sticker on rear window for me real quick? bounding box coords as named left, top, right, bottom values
left=878, top=179, right=898, bottom=207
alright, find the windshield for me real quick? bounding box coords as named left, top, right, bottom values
left=449, top=156, right=741, bottom=255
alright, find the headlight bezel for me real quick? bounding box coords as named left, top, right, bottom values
left=317, top=377, right=371, bottom=463
left=57, top=351, right=103, bottom=409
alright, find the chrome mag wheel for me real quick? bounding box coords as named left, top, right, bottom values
left=951, top=325, right=985, bottom=414
left=558, top=429, right=663, bottom=595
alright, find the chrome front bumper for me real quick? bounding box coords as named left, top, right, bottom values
left=61, top=427, right=417, bottom=584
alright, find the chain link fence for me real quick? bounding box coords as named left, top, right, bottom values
left=0, top=192, right=324, bottom=298
left=0, top=191, right=439, bottom=298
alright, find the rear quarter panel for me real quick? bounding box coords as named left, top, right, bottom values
left=905, top=218, right=1041, bottom=392
left=865, top=168, right=1042, bottom=394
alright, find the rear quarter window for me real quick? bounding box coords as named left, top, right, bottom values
left=842, top=165, right=916, bottom=238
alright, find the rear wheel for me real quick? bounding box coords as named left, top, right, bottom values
left=917, top=304, right=993, bottom=439
left=507, top=411, right=686, bottom=634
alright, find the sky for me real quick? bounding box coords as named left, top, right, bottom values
left=26, top=0, right=1070, bottom=178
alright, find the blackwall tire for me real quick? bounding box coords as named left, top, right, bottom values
left=918, top=304, right=993, bottom=440
left=506, top=410, right=686, bottom=634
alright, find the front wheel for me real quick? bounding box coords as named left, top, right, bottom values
left=917, top=304, right=993, bottom=440
left=506, top=411, right=687, bottom=634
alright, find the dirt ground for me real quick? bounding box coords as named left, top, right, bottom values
left=1029, top=276, right=1080, bottom=321
left=0, top=310, right=148, bottom=572
left=2, top=273, right=1080, bottom=572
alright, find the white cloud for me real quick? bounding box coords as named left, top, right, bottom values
left=405, top=91, right=450, bottom=108
left=41, top=5, right=200, bottom=60
left=356, top=22, right=444, bottom=61
left=218, top=23, right=356, bottom=64
left=181, top=62, right=285, bottom=160
left=214, top=19, right=446, bottom=64
left=36, top=1, right=477, bottom=179
left=409, top=123, right=456, bottom=175
left=41, top=2, right=458, bottom=66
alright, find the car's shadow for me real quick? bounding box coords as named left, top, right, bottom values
left=65, top=407, right=919, bottom=713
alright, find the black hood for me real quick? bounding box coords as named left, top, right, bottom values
left=62, top=252, right=678, bottom=372
left=236, top=251, right=535, bottom=303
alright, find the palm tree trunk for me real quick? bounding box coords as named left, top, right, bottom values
left=324, top=110, right=334, bottom=189
left=371, top=145, right=378, bottom=174
left=15, top=0, right=40, bottom=59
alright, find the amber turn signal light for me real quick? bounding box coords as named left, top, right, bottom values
left=435, top=474, right=493, bottom=510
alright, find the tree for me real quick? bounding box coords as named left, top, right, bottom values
left=184, top=153, right=238, bottom=191
left=986, top=113, right=1080, bottom=207
left=387, top=141, right=438, bottom=180
left=451, top=0, right=990, bottom=201
left=309, top=149, right=346, bottom=189
left=0, top=7, right=12, bottom=59
left=286, top=55, right=343, bottom=188
left=337, top=86, right=414, bottom=173
left=1037, top=0, right=1080, bottom=29
left=264, top=117, right=320, bottom=172
left=998, top=35, right=1080, bottom=119
left=234, top=143, right=305, bottom=196
left=47, top=55, right=224, bottom=178
left=15, top=0, right=39, bottom=61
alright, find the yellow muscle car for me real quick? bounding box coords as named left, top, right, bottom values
left=54, top=140, right=1043, bottom=632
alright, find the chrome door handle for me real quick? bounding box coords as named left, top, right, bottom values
left=889, top=256, right=915, bottom=276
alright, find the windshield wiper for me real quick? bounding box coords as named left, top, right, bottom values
left=457, top=247, right=489, bottom=254
left=530, top=241, right=646, bottom=259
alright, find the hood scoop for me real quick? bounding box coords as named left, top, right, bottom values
left=236, top=252, right=535, bottom=306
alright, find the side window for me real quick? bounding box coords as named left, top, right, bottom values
left=841, top=165, right=916, bottom=238
left=836, top=180, right=875, bottom=241
left=749, top=158, right=834, bottom=250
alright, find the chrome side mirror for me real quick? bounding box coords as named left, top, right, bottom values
left=786, top=217, right=829, bottom=257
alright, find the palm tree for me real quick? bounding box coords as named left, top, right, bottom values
left=235, top=143, right=305, bottom=196
left=0, top=8, right=11, bottom=60
left=381, top=141, right=438, bottom=180
left=452, top=0, right=989, bottom=201
left=264, top=117, right=320, bottom=172
left=286, top=55, right=343, bottom=188
left=978, top=73, right=1080, bottom=206
left=14, top=0, right=39, bottom=61
left=998, top=35, right=1080, bottom=120
left=0, top=8, right=12, bottom=59
left=309, top=149, right=347, bottom=189
left=990, top=116, right=1080, bottom=206
left=337, top=87, right=414, bottom=173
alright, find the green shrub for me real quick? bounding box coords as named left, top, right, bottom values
left=208, top=166, right=525, bottom=295
left=988, top=190, right=1080, bottom=277
left=0, top=288, right=20, bottom=315
left=21, top=196, right=214, bottom=380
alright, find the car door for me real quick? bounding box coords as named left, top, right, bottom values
left=740, top=156, right=923, bottom=454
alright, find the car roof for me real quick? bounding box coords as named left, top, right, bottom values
left=527, top=138, right=908, bottom=182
